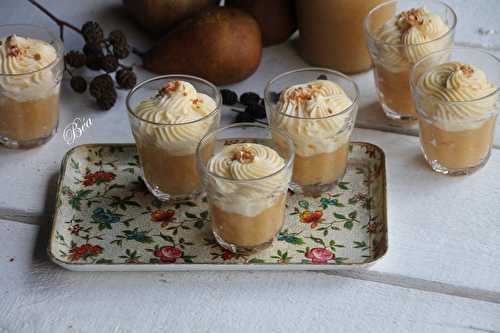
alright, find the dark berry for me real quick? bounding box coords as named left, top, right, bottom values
left=86, top=54, right=102, bottom=71
left=108, top=30, right=127, bottom=47
left=82, top=21, right=104, bottom=44
left=234, top=111, right=255, bottom=123
left=113, top=44, right=129, bottom=59
left=246, top=104, right=266, bottom=119
left=220, top=89, right=238, bottom=105
left=83, top=43, right=103, bottom=57
left=96, top=88, right=117, bottom=111
left=70, top=76, right=87, bottom=93
left=240, top=92, right=261, bottom=106
left=115, top=69, right=137, bottom=89
left=317, top=74, right=328, bottom=80
left=64, top=51, right=86, bottom=68
left=90, top=74, right=114, bottom=99
left=99, top=55, right=119, bottom=73
left=269, top=91, right=281, bottom=103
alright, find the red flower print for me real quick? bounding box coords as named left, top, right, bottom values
left=68, top=244, right=103, bottom=261
left=82, top=171, right=116, bottom=186
left=305, top=248, right=335, bottom=264
left=151, top=209, right=175, bottom=226
left=154, top=246, right=183, bottom=263
left=222, top=250, right=234, bottom=261
left=299, top=210, right=324, bottom=228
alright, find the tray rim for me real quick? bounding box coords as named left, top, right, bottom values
left=48, top=141, right=388, bottom=271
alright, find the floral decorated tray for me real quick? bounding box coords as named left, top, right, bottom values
left=49, top=142, right=388, bottom=271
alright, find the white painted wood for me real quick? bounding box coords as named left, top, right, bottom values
left=1, top=219, right=500, bottom=333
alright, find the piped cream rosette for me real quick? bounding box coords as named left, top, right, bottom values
left=272, top=79, right=354, bottom=157
left=416, top=61, right=498, bottom=131
left=134, top=80, right=217, bottom=155
left=206, top=143, right=289, bottom=217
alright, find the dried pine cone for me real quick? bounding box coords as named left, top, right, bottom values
left=113, top=44, right=129, bottom=59
left=83, top=43, right=103, bottom=57
left=99, top=55, right=119, bottom=73
left=96, top=88, right=117, bottom=111
left=70, top=76, right=87, bottom=93
left=89, top=74, right=114, bottom=99
left=86, top=55, right=102, bottom=71
left=115, top=69, right=137, bottom=89
left=82, top=21, right=104, bottom=44
left=108, top=30, right=127, bottom=48
left=64, top=51, right=86, bottom=68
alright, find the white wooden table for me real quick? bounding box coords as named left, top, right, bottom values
left=1, top=1, right=499, bottom=332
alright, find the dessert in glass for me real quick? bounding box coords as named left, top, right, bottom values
left=197, top=123, right=294, bottom=253
left=296, top=0, right=394, bottom=73
left=365, top=0, right=456, bottom=125
left=265, top=68, right=359, bottom=196
left=126, top=75, right=221, bottom=202
left=0, top=25, right=63, bottom=149
left=411, top=48, right=499, bottom=175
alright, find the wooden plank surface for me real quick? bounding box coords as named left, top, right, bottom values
left=1, top=219, right=499, bottom=333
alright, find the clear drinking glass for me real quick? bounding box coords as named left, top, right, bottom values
left=264, top=68, right=359, bottom=196
left=410, top=48, right=499, bottom=175
left=197, top=123, right=295, bottom=253
left=365, top=0, right=457, bottom=126
left=126, top=75, right=221, bottom=202
left=0, top=24, right=64, bottom=149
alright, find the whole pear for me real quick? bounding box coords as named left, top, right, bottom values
left=143, top=7, right=262, bottom=85
left=123, top=0, right=218, bottom=33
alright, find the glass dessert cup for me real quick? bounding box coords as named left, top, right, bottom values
left=296, top=0, right=394, bottom=74
left=265, top=68, right=359, bottom=196
left=410, top=48, right=499, bottom=175
left=0, top=25, right=64, bottom=149
left=365, top=0, right=456, bottom=126
left=126, top=75, right=221, bottom=202
left=197, top=123, right=295, bottom=253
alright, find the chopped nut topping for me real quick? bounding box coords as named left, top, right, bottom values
left=34, top=53, right=41, bottom=61
left=459, top=64, right=474, bottom=77
left=159, top=80, right=181, bottom=96
left=231, top=147, right=255, bottom=164
left=398, top=8, right=425, bottom=32
left=192, top=98, right=202, bottom=105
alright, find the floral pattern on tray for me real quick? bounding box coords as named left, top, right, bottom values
left=50, top=143, right=387, bottom=269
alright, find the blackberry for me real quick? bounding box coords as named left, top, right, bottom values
left=70, top=76, right=87, bottom=94
left=96, top=88, right=117, bottom=111
left=220, top=89, right=238, bottom=105
left=234, top=112, right=255, bottom=123
left=82, top=21, right=104, bottom=44
left=99, top=55, right=119, bottom=73
left=115, top=69, right=137, bottom=89
left=64, top=51, right=86, bottom=68
left=89, top=74, right=114, bottom=99
left=246, top=103, right=266, bottom=119
left=86, top=54, right=102, bottom=71
left=240, top=92, right=261, bottom=106
left=83, top=43, right=103, bottom=57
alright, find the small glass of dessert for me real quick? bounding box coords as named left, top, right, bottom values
left=126, top=75, right=221, bottom=202
left=411, top=48, right=499, bottom=175
left=0, top=25, right=64, bottom=149
left=197, top=123, right=295, bottom=253
left=365, top=0, right=457, bottom=126
left=265, top=68, right=359, bottom=196
left=296, top=0, right=394, bottom=74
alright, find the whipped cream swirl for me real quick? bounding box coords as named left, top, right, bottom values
left=375, top=8, right=451, bottom=71
left=0, top=35, right=61, bottom=101
left=207, top=143, right=289, bottom=217
left=417, top=61, right=498, bottom=131
left=134, top=80, right=218, bottom=155
left=273, top=80, right=354, bottom=157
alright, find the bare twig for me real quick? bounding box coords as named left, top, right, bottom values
left=27, top=0, right=81, bottom=40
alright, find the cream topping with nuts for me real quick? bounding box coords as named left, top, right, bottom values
left=273, top=79, right=354, bottom=157
left=0, top=35, right=61, bottom=101
left=417, top=61, right=498, bottom=131
left=207, top=143, right=289, bottom=217
left=134, top=80, right=218, bottom=155
left=375, top=7, right=451, bottom=71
